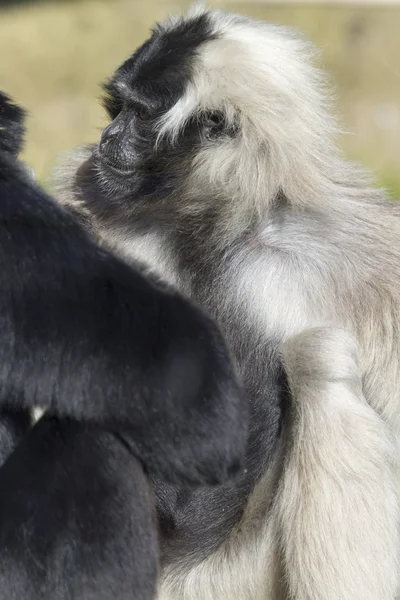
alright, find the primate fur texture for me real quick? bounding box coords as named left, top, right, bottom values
left=55, top=6, right=400, bottom=599
left=0, top=90, right=247, bottom=599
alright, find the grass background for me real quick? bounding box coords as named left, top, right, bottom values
left=0, top=0, right=399, bottom=196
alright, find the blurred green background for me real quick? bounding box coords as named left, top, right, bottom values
left=0, top=0, right=399, bottom=196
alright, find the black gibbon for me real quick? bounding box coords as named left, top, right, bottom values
left=0, top=91, right=247, bottom=599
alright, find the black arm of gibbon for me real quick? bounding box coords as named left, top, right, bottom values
left=0, top=92, right=247, bottom=486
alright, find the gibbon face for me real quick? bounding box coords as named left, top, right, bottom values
left=76, top=7, right=320, bottom=237
left=88, top=12, right=223, bottom=209
left=74, top=5, right=333, bottom=246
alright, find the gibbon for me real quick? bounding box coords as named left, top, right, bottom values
left=55, top=6, right=400, bottom=600
left=0, top=91, right=246, bottom=599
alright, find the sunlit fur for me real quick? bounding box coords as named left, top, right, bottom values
left=55, top=5, right=400, bottom=599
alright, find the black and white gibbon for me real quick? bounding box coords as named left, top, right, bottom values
left=56, top=6, right=400, bottom=600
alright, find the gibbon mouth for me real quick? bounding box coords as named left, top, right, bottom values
left=98, top=155, right=136, bottom=176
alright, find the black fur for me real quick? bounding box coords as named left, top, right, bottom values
left=0, top=406, right=31, bottom=467
left=0, top=417, right=158, bottom=600
left=102, top=12, right=216, bottom=121
left=0, top=91, right=247, bottom=486
left=0, top=93, right=25, bottom=156
left=0, top=91, right=248, bottom=599
left=95, top=13, right=218, bottom=200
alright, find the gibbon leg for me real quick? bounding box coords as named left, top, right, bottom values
left=276, top=327, right=399, bottom=600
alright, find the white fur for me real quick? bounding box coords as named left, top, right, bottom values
left=158, top=329, right=399, bottom=600
left=154, top=11, right=400, bottom=592
left=278, top=328, right=400, bottom=600
left=151, top=7, right=400, bottom=428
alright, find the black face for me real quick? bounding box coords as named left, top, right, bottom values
left=91, top=13, right=233, bottom=203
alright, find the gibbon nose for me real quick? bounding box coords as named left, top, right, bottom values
left=99, top=127, right=118, bottom=155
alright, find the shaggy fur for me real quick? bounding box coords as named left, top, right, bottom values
left=0, top=90, right=247, bottom=599
left=55, top=6, right=400, bottom=599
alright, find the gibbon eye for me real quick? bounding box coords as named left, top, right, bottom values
left=138, top=106, right=150, bottom=121
left=204, top=111, right=224, bottom=129
left=202, top=111, right=228, bottom=138
left=208, top=113, right=224, bottom=126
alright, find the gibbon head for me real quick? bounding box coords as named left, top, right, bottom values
left=62, top=6, right=341, bottom=244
